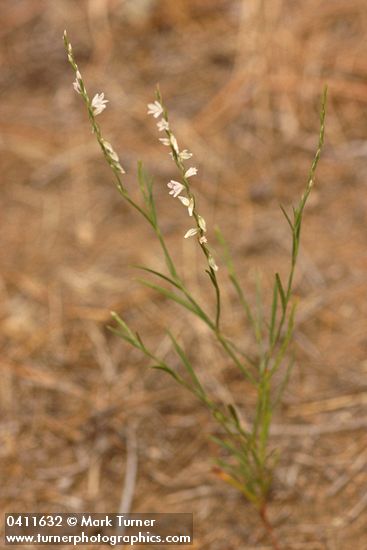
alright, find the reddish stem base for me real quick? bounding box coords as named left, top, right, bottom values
left=259, top=505, right=281, bottom=550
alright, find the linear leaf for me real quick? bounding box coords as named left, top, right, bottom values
left=134, top=265, right=181, bottom=289
left=269, top=276, right=279, bottom=346
left=137, top=278, right=200, bottom=316
left=272, top=356, right=295, bottom=408
left=275, top=273, right=286, bottom=313
left=168, top=331, right=205, bottom=396
left=215, top=226, right=256, bottom=330
left=280, top=204, right=293, bottom=230
left=151, top=364, right=184, bottom=384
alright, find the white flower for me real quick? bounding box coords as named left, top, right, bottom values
left=184, top=228, right=199, bottom=239
left=179, top=196, right=194, bottom=216
left=101, top=139, right=125, bottom=173
left=147, top=101, right=163, bottom=118
left=167, top=180, right=185, bottom=198
left=91, top=93, right=108, bottom=115
left=157, top=119, right=169, bottom=132
left=185, top=167, right=197, bottom=178
left=179, top=150, right=192, bottom=160
left=170, top=134, right=179, bottom=154
left=208, top=255, right=219, bottom=272
left=187, top=197, right=194, bottom=216
left=178, top=196, right=189, bottom=207
left=198, top=216, right=206, bottom=232
left=199, top=235, right=207, bottom=244
left=73, top=70, right=82, bottom=94
left=159, top=138, right=170, bottom=146
left=66, top=40, right=73, bottom=63
left=114, top=162, right=125, bottom=174
left=102, top=140, right=119, bottom=162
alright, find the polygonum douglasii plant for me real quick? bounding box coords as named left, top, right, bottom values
left=64, top=31, right=327, bottom=549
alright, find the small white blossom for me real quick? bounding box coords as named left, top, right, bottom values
left=187, top=197, right=194, bottom=216
left=73, top=70, right=82, bottom=94
left=147, top=101, right=163, bottom=118
left=115, top=162, right=125, bottom=174
left=199, top=235, right=208, bottom=244
left=159, top=138, right=170, bottom=146
left=178, top=196, right=189, bottom=207
left=101, top=140, right=125, bottom=173
left=179, top=150, right=193, bottom=160
left=185, top=167, right=198, bottom=178
left=178, top=195, right=194, bottom=215
left=91, top=93, right=108, bottom=115
left=157, top=119, right=169, bottom=132
left=66, top=40, right=73, bottom=63
left=184, top=228, right=199, bottom=239
left=179, top=196, right=194, bottom=216
left=170, top=134, right=179, bottom=154
left=208, top=255, right=219, bottom=272
left=198, top=216, right=207, bottom=232
left=102, top=140, right=119, bottom=162
left=167, top=180, right=185, bottom=198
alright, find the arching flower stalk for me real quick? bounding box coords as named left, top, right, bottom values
left=148, top=89, right=221, bottom=327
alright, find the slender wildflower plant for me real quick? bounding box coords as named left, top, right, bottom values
left=64, top=31, right=327, bottom=549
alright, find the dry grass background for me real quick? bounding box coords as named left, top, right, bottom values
left=1, top=0, right=367, bottom=548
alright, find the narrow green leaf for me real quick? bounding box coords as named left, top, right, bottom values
left=134, top=265, right=182, bottom=290
left=168, top=332, right=205, bottom=396
left=138, top=277, right=214, bottom=328
left=137, top=278, right=200, bottom=315
left=214, top=459, right=258, bottom=504
left=255, top=272, right=264, bottom=347
left=151, top=364, right=183, bottom=384
left=272, top=356, right=295, bottom=408
left=110, top=312, right=137, bottom=342
left=230, top=275, right=256, bottom=330
left=215, top=226, right=256, bottom=331
left=275, top=273, right=286, bottom=313
left=137, top=161, right=148, bottom=203
left=280, top=204, right=293, bottom=230
left=227, top=404, right=241, bottom=428
left=108, top=326, right=137, bottom=347
left=269, top=276, right=278, bottom=345
left=224, top=339, right=257, bottom=368
left=270, top=301, right=297, bottom=375
left=210, top=436, right=251, bottom=470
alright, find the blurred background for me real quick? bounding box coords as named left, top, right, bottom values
left=1, top=0, right=367, bottom=548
